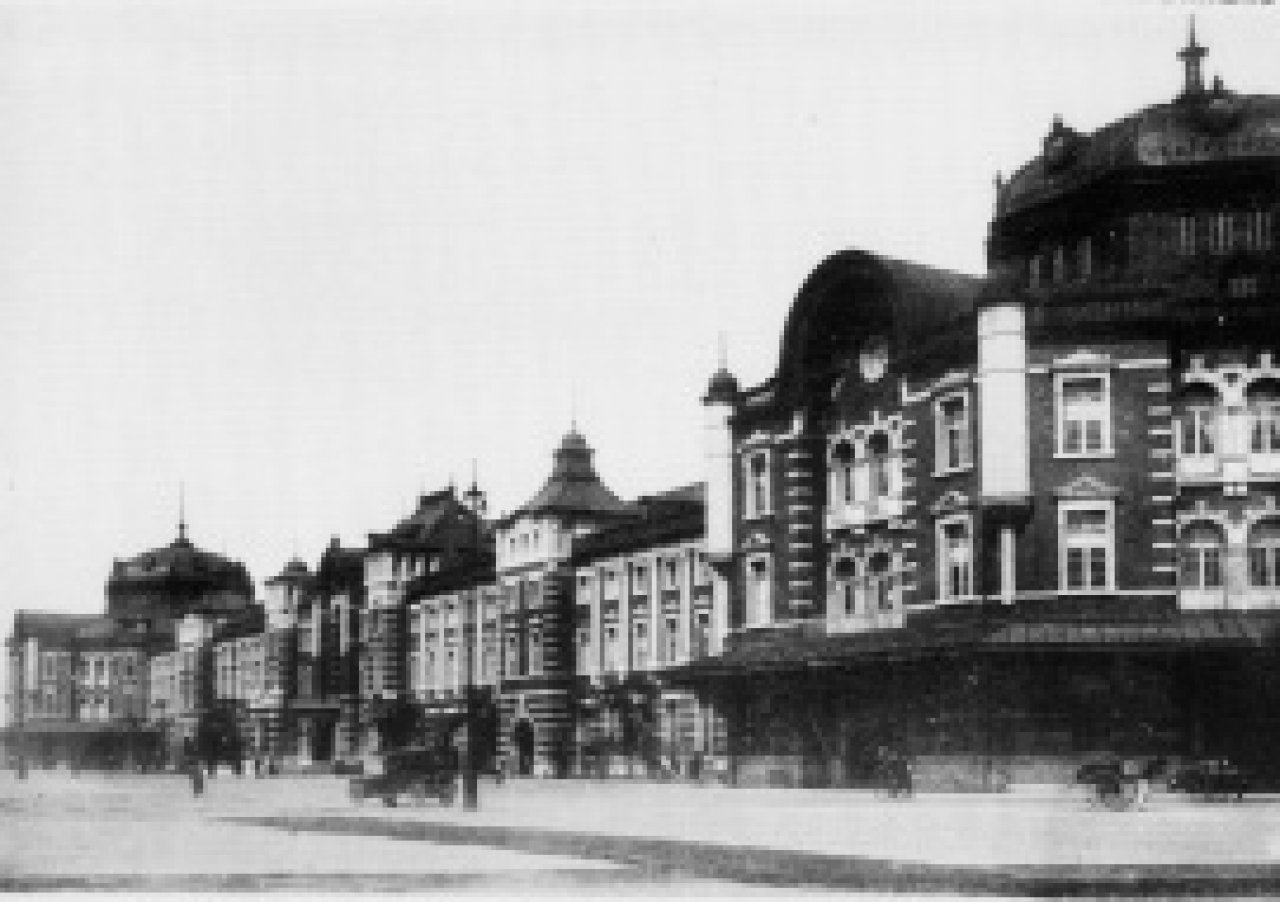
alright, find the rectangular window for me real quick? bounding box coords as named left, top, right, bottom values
left=1057, top=373, right=1111, bottom=456
left=1052, top=245, right=1066, bottom=283
left=745, top=452, right=770, bottom=518
left=935, top=392, right=971, bottom=473
left=843, top=582, right=856, bottom=617
left=1250, top=545, right=1280, bottom=587
left=632, top=621, right=649, bottom=668
left=746, top=558, right=771, bottom=626
left=692, top=611, right=711, bottom=659
left=1029, top=255, right=1042, bottom=289
left=1078, top=237, right=1092, bottom=279
left=1183, top=407, right=1217, bottom=455
left=1060, top=504, right=1114, bottom=592
left=1252, top=404, right=1280, bottom=454
left=938, top=517, right=973, bottom=601
left=664, top=616, right=679, bottom=663
left=1209, top=212, right=1233, bottom=254
left=1178, top=215, right=1197, bottom=256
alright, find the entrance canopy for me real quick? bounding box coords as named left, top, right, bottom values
left=670, top=607, right=1280, bottom=682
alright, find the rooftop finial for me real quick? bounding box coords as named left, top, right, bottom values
left=1177, top=15, right=1207, bottom=96
left=717, top=331, right=728, bottom=371
left=469, top=458, right=479, bottom=491
left=177, top=481, right=187, bottom=543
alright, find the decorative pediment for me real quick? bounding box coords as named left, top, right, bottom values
left=1053, top=474, right=1121, bottom=499
left=1053, top=349, right=1110, bottom=370
left=930, top=491, right=972, bottom=517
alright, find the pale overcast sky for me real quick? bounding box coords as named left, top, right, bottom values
left=2, top=0, right=1278, bottom=641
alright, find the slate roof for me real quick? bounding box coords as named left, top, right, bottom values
left=499, top=430, right=636, bottom=527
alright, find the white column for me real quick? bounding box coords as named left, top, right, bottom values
left=648, top=556, right=661, bottom=670
left=590, top=570, right=604, bottom=676
left=1000, top=527, right=1016, bottom=603
left=620, top=563, right=633, bottom=675
left=978, top=301, right=1030, bottom=501
left=680, top=548, right=695, bottom=663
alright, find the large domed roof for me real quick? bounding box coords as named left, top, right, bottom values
left=106, top=519, right=254, bottom=620
left=995, top=28, right=1280, bottom=222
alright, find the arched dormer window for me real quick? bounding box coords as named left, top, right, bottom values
left=1180, top=522, right=1225, bottom=590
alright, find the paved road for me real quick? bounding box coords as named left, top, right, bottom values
left=6, top=770, right=1280, bottom=896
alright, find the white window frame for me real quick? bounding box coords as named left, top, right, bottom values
left=1182, top=403, right=1219, bottom=456
left=936, top=513, right=974, bottom=602
left=1209, top=211, right=1233, bottom=255
left=1058, top=500, right=1116, bottom=593
left=1055, top=371, right=1113, bottom=458
left=745, top=556, right=772, bottom=626
left=1178, top=214, right=1197, bottom=256
left=1250, top=400, right=1280, bottom=455
left=865, top=432, right=894, bottom=500
left=1180, top=523, right=1225, bottom=590
left=865, top=552, right=896, bottom=613
left=743, top=450, right=772, bottom=519
left=934, top=390, right=972, bottom=475
left=1249, top=521, right=1280, bottom=588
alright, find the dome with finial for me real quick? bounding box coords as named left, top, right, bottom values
left=498, top=428, right=637, bottom=526
left=993, top=21, right=1280, bottom=223
left=106, top=514, right=254, bottom=624
left=703, top=367, right=740, bottom=405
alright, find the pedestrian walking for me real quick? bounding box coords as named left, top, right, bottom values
left=189, top=761, right=205, bottom=797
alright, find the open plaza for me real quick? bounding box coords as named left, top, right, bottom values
left=6, top=769, right=1280, bottom=896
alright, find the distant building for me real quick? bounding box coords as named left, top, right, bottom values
left=359, top=486, right=488, bottom=754
left=6, top=515, right=255, bottom=769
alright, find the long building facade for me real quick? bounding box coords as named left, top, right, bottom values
left=11, top=28, right=1280, bottom=789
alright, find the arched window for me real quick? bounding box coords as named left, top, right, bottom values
left=1250, top=521, right=1280, bottom=587
left=867, top=553, right=894, bottom=612
left=1248, top=380, right=1280, bottom=455
left=867, top=433, right=892, bottom=500
left=1180, top=523, right=1225, bottom=589
left=831, top=441, right=856, bottom=505
left=1180, top=383, right=1220, bottom=456
left=939, top=517, right=972, bottom=600
left=833, top=557, right=858, bottom=617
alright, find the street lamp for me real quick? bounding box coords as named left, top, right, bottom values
left=461, top=589, right=479, bottom=810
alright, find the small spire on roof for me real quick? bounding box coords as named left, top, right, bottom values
left=1177, top=15, right=1208, bottom=96
left=177, top=482, right=187, bottom=543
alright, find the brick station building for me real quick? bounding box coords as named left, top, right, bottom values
left=676, top=28, right=1280, bottom=789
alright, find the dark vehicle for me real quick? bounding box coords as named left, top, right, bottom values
left=1168, top=758, right=1249, bottom=801
left=1076, top=756, right=1130, bottom=809
left=874, top=748, right=913, bottom=798
left=349, top=746, right=458, bottom=807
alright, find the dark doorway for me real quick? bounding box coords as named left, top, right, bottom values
left=514, top=719, right=535, bottom=776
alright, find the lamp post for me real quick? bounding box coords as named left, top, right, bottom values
left=461, top=590, right=479, bottom=810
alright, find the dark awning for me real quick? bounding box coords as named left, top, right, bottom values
left=668, top=609, right=1280, bottom=683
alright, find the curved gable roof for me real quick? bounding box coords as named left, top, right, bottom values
left=761, top=249, right=979, bottom=414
